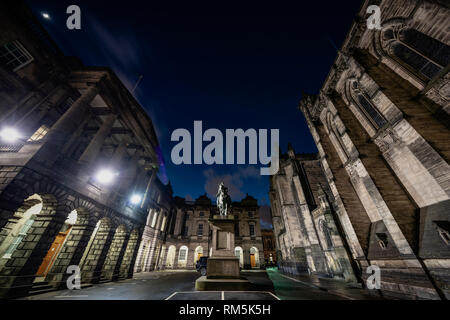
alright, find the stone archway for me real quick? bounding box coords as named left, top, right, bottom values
left=45, top=207, right=97, bottom=287
left=0, top=193, right=67, bottom=298
left=250, top=247, right=260, bottom=268
left=166, top=245, right=176, bottom=268
left=234, top=246, right=244, bottom=268
left=194, top=246, right=203, bottom=264
left=0, top=194, right=43, bottom=272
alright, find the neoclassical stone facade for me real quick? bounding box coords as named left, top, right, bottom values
left=269, top=146, right=357, bottom=282
left=298, top=0, right=450, bottom=299
left=0, top=1, right=161, bottom=298
left=149, top=194, right=264, bottom=271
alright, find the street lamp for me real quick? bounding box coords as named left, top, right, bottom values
left=95, top=168, right=117, bottom=185
left=129, top=194, right=142, bottom=205
left=0, top=127, right=21, bottom=143
left=42, top=12, right=50, bottom=19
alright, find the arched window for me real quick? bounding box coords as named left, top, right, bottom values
left=178, top=246, right=188, bottom=267
left=382, top=26, right=450, bottom=80
left=350, top=81, right=387, bottom=130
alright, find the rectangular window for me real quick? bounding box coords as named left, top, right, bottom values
left=0, top=40, right=34, bottom=72
left=249, top=224, right=255, bottom=236
left=248, top=212, right=254, bottom=218
left=197, top=223, right=203, bottom=236
left=183, top=226, right=188, bottom=236
left=199, top=212, right=204, bottom=217
left=28, top=125, right=49, bottom=142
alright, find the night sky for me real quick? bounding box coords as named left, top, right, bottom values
left=26, top=0, right=362, bottom=228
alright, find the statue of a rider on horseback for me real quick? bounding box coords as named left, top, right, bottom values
left=216, top=182, right=232, bottom=216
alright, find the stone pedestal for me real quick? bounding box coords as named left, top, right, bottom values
left=195, top=215, right=250, bottom=290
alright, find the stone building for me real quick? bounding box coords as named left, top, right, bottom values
left=0, top=1, right=161, bottom=298
left=133, top=179, right=175, bottom=273
left=261, top=229, right=277, bottom=265
left=269, top=146, right=356, bottom=282
left=160, top=193, right=264, bottom=270
left=298, top=0, right=450, bottom=299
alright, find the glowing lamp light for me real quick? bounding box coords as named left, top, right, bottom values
left=95, top=169, right=117, bottom=185
left=0, top=127, right=21, bottom=143
left=130, top=194, right=142, bottom=205
left=42, top=12, right=50, bottom=19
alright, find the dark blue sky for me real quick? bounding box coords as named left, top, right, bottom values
left=26, top=0, right=361, bottom=210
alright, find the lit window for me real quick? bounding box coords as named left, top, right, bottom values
left=179, top=248, right=187, bottom=261
left=2, top=218, right=34, bottom=259
left=0, top=40, right=34, bottom=72
left=28, top=125, right=49, bottom=142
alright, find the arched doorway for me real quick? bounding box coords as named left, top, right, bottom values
left=250, top=247, right=259, bottom=268
left=35, top=209, right=77, bottom=279
left=166, top=245, right=176, bottom=268
left=0, top=194, right=43, bottom=272
left=178, top=246, right=188, bottom=268
left=234, top=246, right=244, bottom=267
left=194, top=246, right=203, bottom=264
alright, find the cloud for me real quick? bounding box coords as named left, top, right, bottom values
left=203, top=166, right=261, bottom=200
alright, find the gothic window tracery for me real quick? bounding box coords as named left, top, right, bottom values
left=349, top=81, right=387, bottom=130
left=382, top=26, right=450, bottom=81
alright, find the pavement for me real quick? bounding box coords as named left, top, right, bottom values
left=19, top=268, right=382, bottom=300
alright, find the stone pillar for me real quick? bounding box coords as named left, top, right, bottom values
left=110, top=140, right=128, bottom=170
left=101, top=227, right=129, bottom=281
left=80, top=222, right=115, bottom=284
left=141, top=169, right=157, bottom=208
left=119, top=230, right=140, bottom=278
left=61, top=114, right=92, bottom=156
left=46, top=218, right=97, bottom=288
left=36, top=85, right=100, bottom=165
left=78, top=113, right=117, bottom=164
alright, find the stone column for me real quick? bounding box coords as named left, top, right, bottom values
left=61, top=114, right=92, bottom=156
left=79, top=113, right=117, bottom=164
left=36, top=85, right=100, bottom=165
left=141, top=169, right=157, bottom=208
left=110, top=140, right=128, bottom=170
